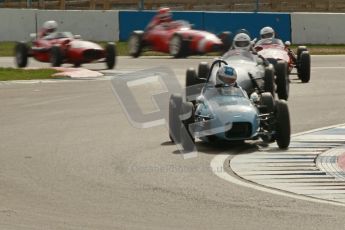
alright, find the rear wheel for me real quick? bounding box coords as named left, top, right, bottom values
left=105, top=42, right=117, bottom=69
left=15, top=42, right=29, bottom=68
left=128, top=31, right=144, bottom=58
left=218, top=31, right=232, bottom=53
left=275, top=100, right=291, bottom=149
left=198, top=62, right=209, bottom=79
left=74, top=63, right=81, bottom=68
left=169, top=94, right=183, bottom=143
left=264, top=65, right=275, bottom=97
left=50, top=46, right=63, bottom=67
left=260, top=92, right=275, bottom=114
left=169, top=34, right=188, bottom=58
left=298, top=51, right=311, bottom=83
left=275, top=60, right=289, bottom=100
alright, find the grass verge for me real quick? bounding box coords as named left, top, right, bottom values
left=0, top=68, right=59, bottom=81
left=291, top=45, right=345, bottom=55
left=0, top=42, right=16, bottom=57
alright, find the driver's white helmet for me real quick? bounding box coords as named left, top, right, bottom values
left=158, top=7, right=172, bottom=23
left=216, top=65, right=237, bottom=86
left=260, top=26, right=275, bottom=39
left=233, top=33, right=251, bottom=51
left=43, top=20, right=58, bottom=34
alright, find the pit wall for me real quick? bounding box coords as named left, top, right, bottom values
left=0, top=8, right=344, bottom=44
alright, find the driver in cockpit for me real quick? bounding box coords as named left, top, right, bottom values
left=39, top=20, right=58, bottom=38
left=215, top=65, right=239, bottom=94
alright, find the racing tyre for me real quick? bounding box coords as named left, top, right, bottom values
left=169, top=34, right=188, bottom=58
left=218, top=31, right=233, bottom=53
left=15, top=42, right=29, bottom=68
left=180, top=101, right=195, bottom=152
left=128, top=31, right=144, bottom=58
left=297, top=46, right=307, bottom=61
left=169, top=94, right=183, bottom=143
left=275, top=100, right=291, bottom=149
left=74, top=63, right=81, bottom=68
left=105, top=42, right=117, bottom=69
left=264, top=64, right=275, bottom=97
left=298, top=51, right=311, bottom=83
left=50, top=45, right=63, bottom=67
left=260, top=92, right=275, bottom=114
left=186, top=68, right=204, bottom=104
left=275, top=60, right=289, bottom=100
left=198, top=62, right=210, bottom=79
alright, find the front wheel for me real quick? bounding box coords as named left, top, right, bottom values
left=169, top=94, right=183, bottom=143
left=264, top=64, right=275, bottom=97
left=297, top=46, right=307, bottom=61
left=15, top=42, right=29, bottom=68
left=169, top=34, right=188, bottom=58
left=198, top=62, right=210, bottom=79
left=74, top=63, right=81, bottom=68
left=128, top=31, right=143, bottom=58
left=260, top=92, right=275, bottom=114
left=275, top=100, right=291, bottom=149
left=275, top=60, right=289, bottom=100
left=105, top=42, right=117, bottom=69
left=180, top=101, right=195, bottom=152
left=298, top=51, right=311, bottom=83
left=50, top=46, right=63, bottom=67
left=186, top=68, right=204, bottom=104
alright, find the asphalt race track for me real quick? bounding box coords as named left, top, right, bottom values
left=1, top=56, right=345, bottom=230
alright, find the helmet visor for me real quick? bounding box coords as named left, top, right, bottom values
left=219, top=75, right=236, bottom=85
left=159, top=12, right=171, bottom=21
left=47, top=28, right=56, bottom=33
left=235, top=40, right=250, bottom=48
left=261, top=32, right=274, bottom=39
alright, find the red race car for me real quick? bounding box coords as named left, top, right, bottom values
left=254, top=38, right=311, bottom=100
left=254, top=38, right=311, bottom=83
left=128, top=8, right=231, bottom=58
left=15, top=31, right=117, bottom=69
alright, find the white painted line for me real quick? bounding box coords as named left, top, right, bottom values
left=293, top=134, right=345, bottom=141
left=210, top=154, right=345, bottom=207
left=210, top=123, right=345, bottom=207
left=0, top=75, right=113, bottom=85
left=312, top=67, right=345, bottom=69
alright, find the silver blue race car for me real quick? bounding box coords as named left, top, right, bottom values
left=187, top=50, right=274, bottom=101
left=169, top=59, right=290, bottom=152
left=188, top=48, right=289, bottom=101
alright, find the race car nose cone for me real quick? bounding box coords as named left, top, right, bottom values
left=198, top=36, right=222, bottom=53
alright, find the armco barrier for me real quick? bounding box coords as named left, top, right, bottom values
left=0, top=9, right=119, bottom=42
left=291, top=13, right=345, bottom=44
left=119, top=11, right=291, bottom=42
